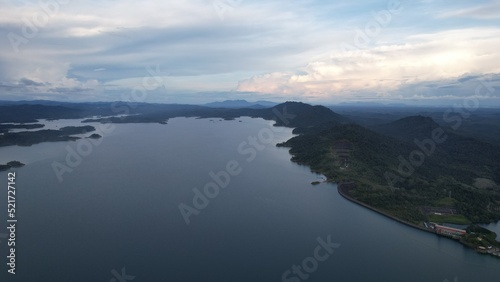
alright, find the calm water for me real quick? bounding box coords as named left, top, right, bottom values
left=1, top=117, right=499, bottom=281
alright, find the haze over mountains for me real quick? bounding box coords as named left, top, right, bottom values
left=203, top=100, right=278, bottom=109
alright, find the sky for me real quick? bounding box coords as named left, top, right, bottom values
left=1, top=0, right=500, bottom=106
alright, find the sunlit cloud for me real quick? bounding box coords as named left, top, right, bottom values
left=236, top=28, right=500, bottom=102
left=0, top=0, right=499, bottom=105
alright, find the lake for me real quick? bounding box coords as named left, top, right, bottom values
left=1, top=117, right=499, bottom=281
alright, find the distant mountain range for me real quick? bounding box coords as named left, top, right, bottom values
left=330, top=101, right=409, bottom=108
left=203, top=100, right=278, bottom=109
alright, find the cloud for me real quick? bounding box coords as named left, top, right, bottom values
left=236, top=27, right=500, bottom=102
left=0, top=0, right=499, bottom=104
left=0, top=1, right=324, bottom=91
left=19, top=78, right=46, bottom=87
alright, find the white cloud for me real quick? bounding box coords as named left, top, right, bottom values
left=236, top=28, right=500, bottom=101
left=0, top=1, right=499, bottom=104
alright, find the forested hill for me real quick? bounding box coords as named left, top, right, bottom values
left=278, top=111, right=500, bottom=224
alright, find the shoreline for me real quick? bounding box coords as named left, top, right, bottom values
left=336, top=182, right=500, bottom=258
left=336, top=182, right=431, bottom=234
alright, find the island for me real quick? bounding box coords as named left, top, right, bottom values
left=0, top=126, right=97, bottom=147
left=88, top=133, right=102, bottom=139
left=0, top=161, right=25, bottom=171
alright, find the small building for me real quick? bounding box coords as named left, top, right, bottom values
left=434, top=224, right=467, bottom=238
